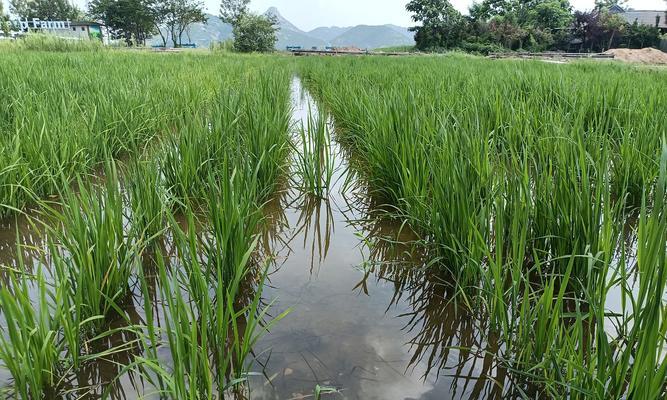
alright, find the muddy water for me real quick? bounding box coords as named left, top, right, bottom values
left=246, top=79, right=501, bottom=399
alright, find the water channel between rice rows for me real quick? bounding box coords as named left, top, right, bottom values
left=247, top=78, right=499, bottom=399
left=0, top=78, right=509, bottom=400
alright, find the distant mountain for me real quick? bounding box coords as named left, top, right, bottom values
left=330, top=25, right=415, bottom=49
left=307, top=26, right=352, bottom=42
left=265, top=7, right=325, bottom=49
left=265, top=7, right=301, bottom=33
left=387, top=24, right=415, bottom=41
left=183, top=14, right=233, bottom=48
left=149, top=8, right=414, bottom=50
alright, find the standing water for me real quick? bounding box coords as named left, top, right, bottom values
left=0, top=78, right=505, bottom=400
left=246, top=78, right=503, bottom=399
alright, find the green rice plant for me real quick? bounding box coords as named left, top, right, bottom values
left=621, top=142, right=667, bottom=399
left=13, top=34, right=104, bottom=52
left=44, top=163, right=144, bottom=336
left=239, top=72, right=292, bottom=201
left=314, top=384, right=340, bottom=399
left=126, top=158, right=171, bottom=243
left=148, top=248, right=215, bottom=400
left=0, top=52, right=265, bottom=217
left=159, top=78, right=290, bottom=206
left=133, top=187, right=287, bottom=398
left=298, top=55, right=667, bottom=397
left=159, top=99, right=240, bottom=206
left=0, top=52, right=293, bottom=398
left=0, top=248, right=138, bottom=398
left=0, top=265, right=65, bottom=399
left=291, top=108, right=336, bottom=199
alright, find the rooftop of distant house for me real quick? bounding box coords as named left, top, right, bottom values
left=609, top=5, right=667, bottom=29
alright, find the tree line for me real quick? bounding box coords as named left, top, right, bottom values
left=407, top=0, right=667, bottom=53
left=2, top=0, right=278, bottom=51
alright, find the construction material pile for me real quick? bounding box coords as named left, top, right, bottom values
left=604, top=48, right=667, bottom=64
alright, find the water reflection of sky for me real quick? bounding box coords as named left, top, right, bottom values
left=249, top=78, right=496, bottom=400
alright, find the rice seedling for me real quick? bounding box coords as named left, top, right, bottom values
left=3, top=34, right=105, bottom=52
left=43, top=163, right=143, bottom=337
left=0, top=265, right=66, bottom=399
left=126, top=158, right=171, bottom=243
left=132, top=177, right=287, bottom=398
left=160, top=74, right=291, bottom=207
left=298, top=55, right=667, bottom=398
left=0, top=51, right=293, bottom=399
left=0, top=52, right=260, bottom=217
left=4, top=45, right=664, bottom=399
left=0, top=240, right=142, bottom=398
left=291, top=108, right=336, bottom=199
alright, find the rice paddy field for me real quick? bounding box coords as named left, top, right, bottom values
left=0, top=48, right=666, bottom=400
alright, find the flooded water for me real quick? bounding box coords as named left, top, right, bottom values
left=0, top=75, right=648, bottom=400
left=0, top=78, right=508, bottom=400
left=245, top=78, right=502, bottom=400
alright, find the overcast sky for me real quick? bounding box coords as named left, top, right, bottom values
left=3, top=0, right=666, bottom=30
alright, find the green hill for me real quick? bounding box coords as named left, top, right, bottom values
left=148, top=8, right=414, bottom=50
left=308, top=26, right=352, bottom=43
left=330, top=25, right=414, bottom=49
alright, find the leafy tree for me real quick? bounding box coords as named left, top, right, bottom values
left=467, top=0, right=571, bottom=50
left=527, top=0, right=572, bottom=31
left=232, top=12, right=277, bottom=52
left=151, top=0, right=206, bottom=47
left=623, top=21, right=660, bottom=48
left=572, top=11, right=603, bottom=51
left=1, top=2, right=9, bottom=37
left=489, top=16, right=527, bottom=48
left=219, top=0, right=249, bottom=25
left=10, top=0, right=81, bottom=20
left=149, top=0, right=171, bottom=46
left=470, top=0, right=572, bottom=30
left=570, top=10, right=648, bottom=52
left=89, top=0, right=155, bottom=46
left=220, top=0, right=276, bottom=52
left=9, top=0, right=30, bottom=19
left=599, top=10, right=626, bottom=49
left=406, top=0, right=465, bottom=49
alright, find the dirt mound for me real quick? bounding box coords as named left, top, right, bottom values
left=604, top=48, right=667, bottom=64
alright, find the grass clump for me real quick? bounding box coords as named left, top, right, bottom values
left=3, top=34, right=104, bottom=52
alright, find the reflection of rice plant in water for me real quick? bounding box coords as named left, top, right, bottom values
left=292, top=108, right=335, bottom=199
left=44, top=162, right=144, bottom=336
left=0, top=265, right=69, bottom=399
left=0, top=47, right=666, bottom=399
left=0, top=52, right=293, bottom=398
left=132, top=167, right=289, bottom=398
left=299, top=55, right=667, bottom=398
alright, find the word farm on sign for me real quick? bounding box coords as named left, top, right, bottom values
left=10, top=19, right=73, bottom=31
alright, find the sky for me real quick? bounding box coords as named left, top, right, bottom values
left=2, top=0, right=666, bottom=30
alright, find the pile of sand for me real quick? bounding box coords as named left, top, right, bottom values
left=604, top=48, right=667, bottom=64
